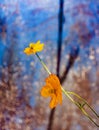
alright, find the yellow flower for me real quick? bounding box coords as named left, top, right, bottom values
left=40, top=74, right=62, bottom=108
left=24, top=40, right=44, bottom=55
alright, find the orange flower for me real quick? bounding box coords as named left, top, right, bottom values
left=24, top=40, right=44, bottom=55
left=40, top=74, right=62, bottom=108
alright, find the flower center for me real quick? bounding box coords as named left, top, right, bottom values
left=30, top=47, right=33, bottom=49
left=49, top=89, right=56, bottom=94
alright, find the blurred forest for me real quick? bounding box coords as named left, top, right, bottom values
left=0, top=0, right=99, bottom=130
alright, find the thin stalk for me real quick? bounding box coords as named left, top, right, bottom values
left=36, top=53, right=51, bottom=75
left=86, top=102, right=99, bottom=118
left=61, top=87, right=80, bottom=107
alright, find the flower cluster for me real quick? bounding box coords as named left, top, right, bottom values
left=24, top=40, right=99, bottom=127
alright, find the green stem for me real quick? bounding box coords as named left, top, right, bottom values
left=36, top=53, right=51, bottom=75
left=62, top=87, right=99, bottom=127
left=66, top=91, right=99, bottom=117
left=86, top=102, right=99, bottom=118
left=61, top=87, right=80, bottom=108
left=81, top=108, right=99, bottom=127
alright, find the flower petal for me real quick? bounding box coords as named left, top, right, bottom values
left=36, top=40, right=40, bottom=45
left=35, top=43, right=44, bottom=52
left=40, top=83, right=54, bottom=97
left=24, top=47, right=32, bottom=55
left=46, top=74, right=60, bottom=89
left=49, top=96, right=57, bottom=108
left=57, top=92, right=62, bottom=104
left=29, top=43, right=34, bottom=48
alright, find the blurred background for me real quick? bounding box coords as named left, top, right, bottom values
left=0, top=0, right=99, bottom=130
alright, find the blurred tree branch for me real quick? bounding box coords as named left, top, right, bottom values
left=47, top=0, right=64, bottom=130
left=47, top=0, right=80, bottom=129
left=60, top=46, right=79, bottom=84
